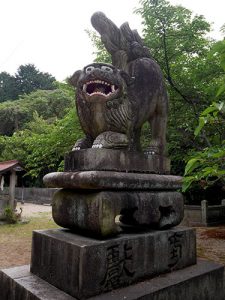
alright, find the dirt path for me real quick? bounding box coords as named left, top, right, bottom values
left=16, top=201, right=52, bottom=218
left=196, top=225, right=225, bottom=265
left=0, top=202, right=55, bottom=269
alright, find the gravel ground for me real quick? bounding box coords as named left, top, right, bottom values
left=15, top=201, right=52, bottom=218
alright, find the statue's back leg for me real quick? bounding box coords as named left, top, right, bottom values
left=147, top=98, right=168, bottom=155
left=128, top=127, right=142, bottom=152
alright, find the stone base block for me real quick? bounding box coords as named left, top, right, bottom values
left=0, top=265, right=74, bottom=300
left=0, top=260, right=224, bottom=299
left=30, top=228, right=196, bottom=299
left=64, top=149, right=170, bottom=174
left=52, top=189, right=184, bottom=236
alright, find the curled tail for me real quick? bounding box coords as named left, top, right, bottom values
left=91, top=11, right=151, bottom=72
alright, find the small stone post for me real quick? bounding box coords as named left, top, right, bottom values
left=9, top=170, right=16, bottom=209
left=201, top=200, right=208, bottom=225
left=221, top=199, right=225, bottom=206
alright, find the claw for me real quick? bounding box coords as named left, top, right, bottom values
left=92, top=144, right=103, bottom=149
left=72, top=146, right=81, bottom=151
left=145, top=150, right=156, bottom=155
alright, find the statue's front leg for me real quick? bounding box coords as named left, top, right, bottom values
left=72, top=135, right=94, bottom=151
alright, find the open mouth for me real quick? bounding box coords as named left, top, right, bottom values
left=83, top=80, right=118, bottom=97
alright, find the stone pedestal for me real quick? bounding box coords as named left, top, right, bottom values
left=0, top=149, right=224, bottom=299
left=43, top=168, right=183, bottom=237
left=30, top=228, right=196, bottom=299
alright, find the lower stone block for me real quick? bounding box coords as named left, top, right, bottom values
left=0, top=260, right=224, bottom=299
left=31, top=227, right=196, bottom=299
left=52, top=189, right=184, bottom=236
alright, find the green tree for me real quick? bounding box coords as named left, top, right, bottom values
left=136, top=0, right=225, bottom=173
left=0, top=109, right=82, bottom=185
left=0, top=72, right=18, bottom=102
left=0, top=87, right=74, bottom=136
left=182, top=40, right=225, bottom=202
left=15, top=64, right=56, bottom=96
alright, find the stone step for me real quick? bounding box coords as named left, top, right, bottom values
left=1, top=260, right=224, bottom=300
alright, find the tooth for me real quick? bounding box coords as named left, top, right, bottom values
left=83, top=84, right=87, bottom=92
left=112, top=85, right=115, bottom=92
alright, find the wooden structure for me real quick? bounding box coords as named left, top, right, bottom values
left=0, top=160, right=24, bottom=209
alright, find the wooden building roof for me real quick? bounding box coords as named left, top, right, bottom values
left=0, top=160, right=24, bottom=174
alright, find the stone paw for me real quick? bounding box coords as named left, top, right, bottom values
left=72, top=136, right=93, bottom=151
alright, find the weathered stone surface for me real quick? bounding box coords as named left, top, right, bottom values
left=0, top=265, right=74, bottom=300
left=31, top=227, right=196, bottom=299
left=64, top=149, right=170, bottom=174
left=90, top=259, right=224, bottom=300
left=52, top=190, right=184, bottom=236
left=1, top=260, right=224, bottom=300
left=44, top=171, right=182, bottom=190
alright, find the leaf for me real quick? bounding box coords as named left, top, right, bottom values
left=210, top=150, right=225, bottom=158
left=201, top=105, right=217, bottom=116
left=194, top=117, right=206, bottom=136
left=182, top=176, right=195, bottom=192
left=184, top=158, right=200, bottom=176
left=216, top=85, right=225, bottom=97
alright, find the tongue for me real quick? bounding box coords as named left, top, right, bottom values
left=94, top=87, right=105, bottom=93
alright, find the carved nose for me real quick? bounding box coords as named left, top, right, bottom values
left=91, top=68, right=102, bottom=76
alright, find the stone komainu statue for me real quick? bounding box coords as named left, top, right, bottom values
left=69, top=12, right=168, bottom=155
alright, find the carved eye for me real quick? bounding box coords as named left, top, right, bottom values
left=101, top=66, right=113, bottom=73
left=85, top=66, right=95, bottom=74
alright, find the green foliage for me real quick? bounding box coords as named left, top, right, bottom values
left=0, top=88, right=73, bottom=136
left=0, top=64, right=56, bottom=102
left=194, top=102, right=225, bottom=139
left=4, top=206, right=18, bottom=224
left=0, top=80, right=81, bottom=185
left=182, top=143, right=225, bottom=192
left=183, top=41, right=225, bottom=194
left=0, top=109, right=82, bottom=182
left=15, top=64, right=55, bottom=95
left=0, top=72, right=18, bottom=102
left=135, top=0, right=225, bottom=174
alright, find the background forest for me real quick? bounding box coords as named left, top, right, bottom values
left=0, top=0, right=224, bottom=203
